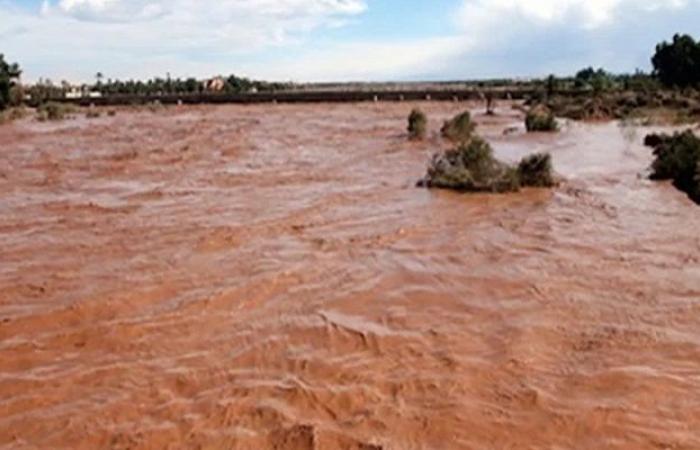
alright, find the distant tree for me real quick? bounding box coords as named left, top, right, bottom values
left=225, top=74, right=253, bottom=93
left=546, top=74, right=558, bottom=97
left=652, top=34, right=700, bottom=88
left=0, top=54, right=21, bottom=110
left=25, top=78, right=63, bottom=103
left=485, top=91, right=495, bottom=115
left=574, top=67, right=614, bottom=93
left=618, top=69, right=660, bottom=92
left=574, top=67, right=596, bottom=86
left=77, top=73, right=292, bottom=97
left=184, top=77, right=199, bottom=93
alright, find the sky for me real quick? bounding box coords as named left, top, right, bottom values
left=0, top=0, right=699, bottom=83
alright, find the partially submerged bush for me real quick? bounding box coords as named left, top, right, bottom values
left=85, top=108, right=101, bottom=119
left=407, top=108, right=427, bottom=140
left=36, top=102, right=76, bottom=121
left=147, top=100, right=164, bottom=113
left=518, top=153, right=556, bottom=187
left=644, top=130, right=700, bottom=204
left=418, top=136, right=555, bottom=193
left=0, top=106, right=27, bottom=124
left=525, top=105, right=558, bottom=132
left=441, top=110, right=476, bottom=143
left=643, top=133, right=665, bottom=148
left=551, top=97, right=615, bottom=121
left=543, top=90, right=700, bottom=124
left=419, top=137, right=519, bottom=192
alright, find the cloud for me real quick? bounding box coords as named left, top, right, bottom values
left=439, top=0, right=700, bottom=78
left=52, top=0, right=366, bottom=23
left=1, top=0, right=367, bottom=81
left=55, top=0, right=169, bottom=22
left=1, top=0, right=700, bottom=82
left=245, top=37, right=466, bottom=81
left=457, top=0, right=690, bottom=33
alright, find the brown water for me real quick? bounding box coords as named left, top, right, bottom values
left=1, top=103, right=699, bottom=450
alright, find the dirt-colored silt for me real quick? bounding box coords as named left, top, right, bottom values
left=1, top=102, right=699, bottom=449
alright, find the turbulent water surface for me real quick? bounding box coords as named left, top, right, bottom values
left=1, top=102, right=699, bottom=449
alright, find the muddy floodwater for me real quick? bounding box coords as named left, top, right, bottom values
left=1, top=102, right=699, bottom=450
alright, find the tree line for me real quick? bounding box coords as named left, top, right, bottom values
left=21, top=73, right=294, bottom=103
left=2, top=33, right=700, bottom=110
left=562, top=34, right=700, bottom=92
left=89, top=73, right=293, bottom=96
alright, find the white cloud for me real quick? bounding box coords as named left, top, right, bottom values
left=441, top=0, right=698, bottom=78
left=53, top=0, right=366, bottom=23
left=246, top=37, right=466, bottom=81
left=56, top=0, right=168, bottom=22
left=1, top=0, right=368, bottom=81
left=1, top=0, right=699, bottom=82
left=457, top=0, right=690, bottom=32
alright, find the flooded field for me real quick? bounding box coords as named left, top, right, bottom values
left=1, top=102, right=699, bottom=449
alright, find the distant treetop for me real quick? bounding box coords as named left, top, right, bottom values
left=0, top=54, right=21, bottom=111
left=652, top=34, right=700, bottom=88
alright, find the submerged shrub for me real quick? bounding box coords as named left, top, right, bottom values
left=147, top=100, right=164, bottom=113
left=645, top=129, right=700, bottom=204
left=85, top=108, right=101, bottom=119
left=407, top=108, right=427, bottom=140
left=420, top=136, right=519, bottom=192
left=518, top=153, right=556, bottom=187
left=36, top=102, right=75, bottom=121
left=418, top=136, right=555, bottom=193
left=441, top=110, right=476, bottom=143
left=644, top=133, right=666, bottom=148
left=525, top=105, right=558, bottom=132
left=0, top=106, right=27, bottom=124
left=695, top=161, right=700, bottom=199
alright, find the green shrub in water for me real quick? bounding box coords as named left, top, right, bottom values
left=525, top=105, right=558, bottom=132
left=407, top=108, right=427, bottom=140
left=419, top=134, right=556, bottom=193
left=517, top=153, right=556, bottom=187
left=36, top=102, right=76, bottom=121
left=441, top=110, right=476, bottom=143
left=85, top=108, right=101, bottom=119
left=645, top=130, right=700, bottom=204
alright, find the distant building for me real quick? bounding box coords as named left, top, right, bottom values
left=64, top=86, right=102, bottom=99
left=205, top=76, right=226, bottom=92
left=65, top=87, right=83, bottom=99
